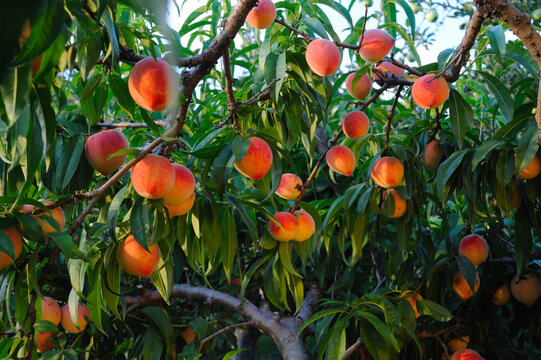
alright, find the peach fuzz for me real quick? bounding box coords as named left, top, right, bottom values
left=275, top=173, right=302, bottom=200
left=305, top=39, right=341, bottom=76
left=453, top=270, right=480, bottom=301
left=510, top=273, right=541, bottom=307
left=326, top=145, right=355, bottom=176
left=518, top=154, right=541, bottom=180
left=131, top=154, right=175, bottom=199
left=268, top=212, right=298, bottom=242
left=458, top=234, right=489, bottom=266
left=117, top=235, right=161, bottom=277
left=491, top=284, right=511, bottom=306
left=22, top=202, right=65, bottom=236
left=448, top=336, right=470, bottom=352
left=450, top=349, right=484, bottom=360
left=60, top=303, right=91, bottom=334
left=382, top=189, right=407, bottom=218
left=38, top=297, right=61, bottom=326
left=246, top=0, right=276, bottom=29
left=0, top=228, right=22, bottom=271
left=345, top=73, right=372, bottom=100
left=85, top=129, right=129, bottom=176
left=234, top=137, right=273, bottom=180
left=165, top=193, right=195, bottom=218
left=411, top=74, right=450, bottom=109
left=423, top=141, right=443, bottom=172
left=358, top=29, right=395, bottom=62
left=374, top=61, right=405, bottom=80
left=128, top=57, right=179, bottom=112
left=36, top=331, right=55, bottom=353
left=163, top=164, right=195, bottom=205
left=371, top=156, right=404, bottom=188
left=405, top=293, right=422, bottom=318
left=342, top=111, right=369, bottom=139
left=293, top=210, right=315, bottom=242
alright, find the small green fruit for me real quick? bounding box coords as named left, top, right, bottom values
left=533, top=8, right=541, bottom=21
left=363, top=0, right=373, bottom=6
left=407, top=53, right=416, bottom=63
left=412, top=4, right=422, bottom=14
left=426, top=9, right=438, bottom=23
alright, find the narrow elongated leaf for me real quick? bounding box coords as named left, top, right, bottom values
left=448, top=89, right=473, bottom=149
left=479, top=71, right=514, bottom=122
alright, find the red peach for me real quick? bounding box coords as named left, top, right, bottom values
left=165, top=193, right=195, bottom=218
left=423, top=141, right=443, bottom=172
left=382, top=189, right=407, bottom=218
left=234, top=137, right=273, bottom=180
left=458, top=234, right=489, bottom=266
left=275, top=173, right=302, bottom=200
left=131, top=154, right=175, bottom=199
left=85, top=129, right=129, bottom=176
left=345, top=73, right=372, bottom=100
left=374, top=61, right=405, bottom=80
left=163, top=164, right=195, bottom=205
left=358, top=29, right=395, bottom=62
left=342, top=111, right=369, bottom=139
left=453, top=270, right=480, bottom=301
left=0, top=228, right=22, bottom=271
left=246, top=0, right=276, bottom=29
left=60, top=303, right=91, bottom=334
left=293, top=210, right=315, bottom=242
left=117, top=235, right=161, bottom=277
left=268, top=212, right=298, bottom=242
left=510, top=273, right=541, bottom=307
left=305, top=39, right=341, bottom=76
left=371, top=156, right=404, bottom=188
left=411, top=74, right=450, bottom=109
left=450, top=349, right=484, bottom=360
left=36, top=331, right=54, bottom=353
left=326, top=145, right=355, bottom=176
left=38, top=297, right=61, bottom=326
left=518, top=154, right=541, bottom=180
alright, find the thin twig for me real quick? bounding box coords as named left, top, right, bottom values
left=222, top=47, right=242, bottom=133
left=199, top=321, right=255, bottom=351
left=358, top=5, right=369, bottom=54
left=383, top=85, right=404, bottom=150
left=386, top=57, right=424, bottom=77
left=342, top=338, right=362, bottom=360
left=274, top=18, right=358, bottom=50
left=97, top=121, right=167, bottom=128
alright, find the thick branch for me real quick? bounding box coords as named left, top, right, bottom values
left=222, top=47, right=242, bottom=133
left=342, top=338, right=362, bottom=360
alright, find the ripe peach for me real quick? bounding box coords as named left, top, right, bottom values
left=60, top=303, right=91, bottom=334
left=518, top=154, right=541, bottom=180
left=305, top=39, right=341, bottom=76
left=342, top=111, right=369, bottom=139
left=511, top=185, right=521, bottom=209
left=510, top=273, right=541, bottom=307
left=117, top=235, right=161, bottom=277
left=423, top=141, right=443, bottom=172
left=131, top=154, right=175, bottom=199
left=275, top=173, right=302, bottom=200
left=165, top=193, right=195, bottom=218
left=458, top=234, right=489, bottom=266
left=85, top=129, right=129, bottom=176
left=450, top=349, right=484, bottom=360
left=326, top=145, right=355, bottom=176
left=491, top=284, right=511, bottom=306
left=374, top=61, right=405, bottom=80
left=406, top=293, right=422, bottom=318
left=128, top=57, right=179, bottom=112
left=180, top=326, right=196, bottom=344
left=345, top=73, right=372, bottom=100
left=358, top=29, right=395, bottom=62
left=163, top=164, right=195, bottom=205
left=22, top=202, right=65, bottom=236
left=36, top=331, right=54, bottom=353
left=32, top=53, right=44, bottom=75
left=453, top=270, right=480, bottom=301
left=0, top=228, right=23, bottom=271
left=371, top=156, right=404, bottom=188
left=268, top=212, right=298, bottom=242
left=411, top=74, right=450, bottom=109
left=38, top=297, right=61, bottom=326
left=234, top=137, right=273, bottom=180
left=293, top=210, right=315, bottom=242
left=246, top=0, right=276, bottom=29
left=382, top=189, right=407, bottom=218
left=448, top=336, right=470, bottom=352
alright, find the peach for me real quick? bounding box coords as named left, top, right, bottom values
left=371, top=156, right=404, bottom=188
left=458, top=234, right=489, bottom=266
left=382, top=189, right=407, bottom=218
left=411, top=74, right=450, bottom=109
left=453, top=270, right=480, bottom=301
left=450, top=349, right=484, bottom=360
left=163, top=164, right=195, bottom=205
left=374, top=61, right=405, bottom=80
left=345, top=73, right=372, bottom=100
left=117, top=235, right=161, bottom=277
left=0, top=228, right=22, bottom=271
left=180, top=326, right=196, bottom=344
left=342, top=111, right=369, bottom=139
left=32, top=53, right=44, bottom=75
left=293, top=210, right=315, bottom=242
left=518, top=154, right=541, bottom=180
left=85, top=129, right=129, bottom=176
left=510, top=273, right=541, bottom=307
left=128, top=57, right=179, bottom=112
left=423, top=141, right=443, bottom=172
left=326, top=145, right=355, bottom=176
left=19, top=20, right=31, bottom=45
left=268, top=212, right=298, bottom=242
left=448, top=336, right=470, bottom=352
left=131, top=154, right=175, bottom=199
left=38, top=297, right=61, bottom=326
left=22, top=202, right=65, bottom=236
left=234, top=137, right=273, bottom=180
left=491, top=284, right=510, bottom=306
left=165, top=193, right=195, bottom=218
left=60, top=303, right=91, bottom=334
left=406, top=293, right=422, bottom=318
left=511, top=185, right=521, bottom=209
left=305, top=39, right=341, bottom=76
left=246, top=0, right=276, bottom=29
left=36, top=331, right=54, bottom=353
left=358, top=29, right=395, bottom=62
left=275, top=173, right=302, bottom=200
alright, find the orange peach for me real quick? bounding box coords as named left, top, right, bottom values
left=293, top=210, right=315, bottom=242
left=85, top=129, right=129, bottom=176
left=165, top=193, right=195, bottom=218
left=128, top=57, right=179, bottom=112
left=60, top=303, right=91, bottom=334
left=342, top=111, right=369, bottom=139
left=371, top=156, right=404, bottom=188
left=450, top=349, right=484, bottom=360
left=518, top=154, right=541, bottom=180
left=491, top=284, right=511, bottom=306
left=131, top=154, right=175, bottom=199
left=163, top=164, right=195, bottom=205
left=453, top=270, right=480, bottom=301
left=22, top=202, right=65, bottom=236
left=423, top=141, right=443, bottom=172
left=32, top=53, right=44, bottom=75
left=358, top=29, right=395, bottom=62
left=510, top=273, right=541, bottom=307
left=234, top=137, right=273, bottom=180
left=458, top=234, right=489, bottom=266
left=180, top=326, right=196, bottom=344
left=406, top=293, right=422, bottom=318
left=0, top=228, right=22, bottom=271
left=411, top=74, right=450, bottom=109
left=275, top=173, right=302, bottom=200
left=36, top=331, right=54, bottom=353
left=345, top=73, right=372, bottom=100
left=305, top=39, right=341, bottom=76
left=38, top=297, right=61, bottom=326
left=382, top=189, right=407, bottom=218
left=326, top=145, right=355, bottom=176
left=448, top=336, right=470, bottom=352
left=511, top=184, right=521, bottom=209
left=268, top=212, right=298, bottom=242
left=117, top=235, right=161, bottom=277
left=374, top=61, right=405, bottom=80
left=246, top=0, right=276, bottom=29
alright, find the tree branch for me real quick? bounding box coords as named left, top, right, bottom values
left=342, top=338, right=362, bottom=360
left=222, top=47, right=242, bottom=133
left=97, top=121, right=166, bottom=128
left=199, top=321, right=255, bottom=351
left=274, top=18, right=358, bottom=50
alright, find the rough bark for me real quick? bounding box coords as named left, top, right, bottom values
left=232, top=327, right=260, bottom=360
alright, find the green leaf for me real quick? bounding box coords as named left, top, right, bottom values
left=0, top=65, right=32, bottom=126
left=515, top=125, right=539, bottom=175
left=107, top=185, right=130, bottom=240
left=478, top=71, right=514, bottom=122
left=436, top=149, right=469, bottom=198
left=213, top=144, right=234, bottom=198
left=386, top=0, right=416, bottom=38
left=456, top=256, right=476, bottom=294
left=419, top=299, right=453, bottom=322
left=143, top=326, right=164, bottom=360
left=231, top=136, right=250, bottom=161
left=130, top=197, right=151, bottom=251
left=34, top=320, right=58, bottom=332
left=472, top=138, right=505, bottom=168
left=298, top=308, right=345, bottom=335
left=142, top=306, right=174, bottom=350
left=325, top=318, right=347, bottom=359
left=101, top=7, right=120, bottom=65
left=221, top=349, right=247, bottom=360
left=358, top=311, right=400, bottom=352
left=488, top=25, right=506, bottom=62
left=109, top=74, right=136, bottom=118
left=514, top=206, right=532, bottom=276
left=447, top=89, right=473, bottom=149
left=279, top=242, right=302, bottom=278
left=0, top=231, right=15, bottom=263
left=49, top=233, right=73, bottom=258
left=220, top=211, right=237, bottom=282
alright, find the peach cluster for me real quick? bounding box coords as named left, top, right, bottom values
left=268, top=210, right=315, bottom=242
